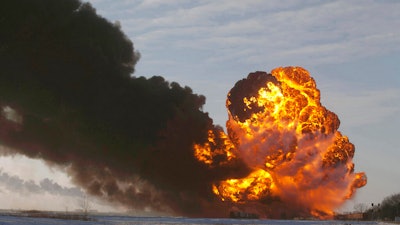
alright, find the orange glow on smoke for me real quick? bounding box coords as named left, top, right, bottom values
left=212, top=169, right=275, bottom=203
left=194, top=129, right=237, bottom=167
left=193, top=66, right=366, bottom=218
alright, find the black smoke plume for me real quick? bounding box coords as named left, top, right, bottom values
left=0, top=0, right=248, bottom=216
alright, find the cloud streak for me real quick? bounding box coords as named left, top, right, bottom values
left=88, top=0, right=400, bottom=68
left=323, top=88, right=400, bottom=128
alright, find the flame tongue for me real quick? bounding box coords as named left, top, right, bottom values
left=194, top=66, right=366, bottom=218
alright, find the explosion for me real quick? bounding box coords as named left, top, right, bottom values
left=0, top=0, right=365, bottom=219
left=194, top=67, right=367, bottom=218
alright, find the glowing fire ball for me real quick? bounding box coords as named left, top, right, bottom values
left=194, top=66, right=367, bottom=218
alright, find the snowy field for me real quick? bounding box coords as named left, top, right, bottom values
left=0, top=215, right=394, bottom=225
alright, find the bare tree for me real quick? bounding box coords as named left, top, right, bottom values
left=77, top=194, right=91, bottom=220
left=354, top=203, right=369, bottom=213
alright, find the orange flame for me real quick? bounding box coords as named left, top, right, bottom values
left=194, top=129, right=237, bottom=167
left=194, top=66, right=366, bottom=218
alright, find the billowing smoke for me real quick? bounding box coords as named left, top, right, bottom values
left=0, top=170, right=82, bottom=197
left=0, top=0, right=247, bottom=216
left=0, top=0, right=365, bottom=218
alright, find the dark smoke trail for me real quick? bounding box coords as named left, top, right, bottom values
left=0, top=0, right=247, bottom=216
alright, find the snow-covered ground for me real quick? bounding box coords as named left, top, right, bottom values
left=0, top=215, right=390, bottom=225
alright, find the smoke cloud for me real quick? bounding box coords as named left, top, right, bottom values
left=0, top=170, right=82, bottom=197
left=0, top=0, right=365, bottom=218
left=0, top=0, right=247, bottom=216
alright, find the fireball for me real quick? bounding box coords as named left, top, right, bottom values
left=194, top=66, right=366, bottom=218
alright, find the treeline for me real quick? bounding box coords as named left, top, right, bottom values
left=353, top=193, right=400, bottom=221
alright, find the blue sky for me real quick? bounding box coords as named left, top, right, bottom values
left=0, top=0, right=399, bottom=213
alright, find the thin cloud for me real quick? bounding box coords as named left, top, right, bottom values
left=323, top=88, right=400, bottom=128
left=88, top=0, right=400, bottom=68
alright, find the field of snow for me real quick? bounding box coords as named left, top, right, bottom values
left=0, top=215, right=393, bottom=225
